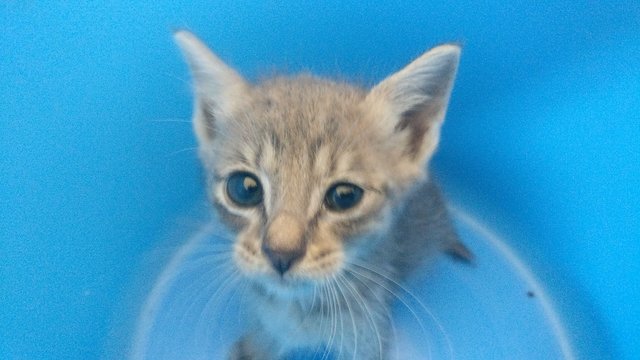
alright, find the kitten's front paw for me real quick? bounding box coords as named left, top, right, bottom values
left=228, top=340, right=256, bottom=360
left=228, top=335, right=277, bottom=360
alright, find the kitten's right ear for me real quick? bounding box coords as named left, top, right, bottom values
left=364, top=44, right=460, bottom=182
left=173, top=30, right=250, bottom=145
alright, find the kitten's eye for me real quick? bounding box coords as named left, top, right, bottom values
left=226, top=172, right=263, bottom=207
left=324, top=183, right=364, bottom=211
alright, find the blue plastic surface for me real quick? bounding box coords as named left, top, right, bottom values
left=1, top=2, right=638, bottom=359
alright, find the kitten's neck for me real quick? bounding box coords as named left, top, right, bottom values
left=371, top=178, right=459, bottom=280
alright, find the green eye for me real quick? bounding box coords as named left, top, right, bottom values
left=226, top=172, right=263, bottom=207
left=324, top=183, right=364, bottom=211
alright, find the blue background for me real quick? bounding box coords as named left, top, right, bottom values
left=1, top=1, right=638, bottom=359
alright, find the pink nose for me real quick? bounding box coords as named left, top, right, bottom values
left=262, top=213, right=306, bottom=275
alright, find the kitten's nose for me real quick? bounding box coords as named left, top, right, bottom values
left=261, top=244, right=304, bottom=276
left=263, top=213, right=306, bottom=275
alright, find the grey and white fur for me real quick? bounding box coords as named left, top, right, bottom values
left=174, top=30, right=469, bottom=360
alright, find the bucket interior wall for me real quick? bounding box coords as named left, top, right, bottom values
left=1, top=2, right=638, bottom=359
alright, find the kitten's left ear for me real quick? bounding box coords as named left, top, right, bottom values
left=365, top=44, right=460, bottom=178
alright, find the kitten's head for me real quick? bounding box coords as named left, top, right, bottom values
left=174, top=31, right=460, bottom=295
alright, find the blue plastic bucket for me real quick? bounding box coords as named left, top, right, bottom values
left=1, top=2, right=638, bottom=359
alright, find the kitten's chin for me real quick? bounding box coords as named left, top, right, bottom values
left=251, top=273, right=320, bottom=299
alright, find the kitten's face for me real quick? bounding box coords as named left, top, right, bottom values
left=205, top=79, right=396, bottom=291
left=174, top=31, right=460, bottom=295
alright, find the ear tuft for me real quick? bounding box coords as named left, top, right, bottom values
left=173, top=30, right=249, bottom=145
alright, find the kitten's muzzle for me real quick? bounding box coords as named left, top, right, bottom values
left=262, top=213, right=306, bottom=276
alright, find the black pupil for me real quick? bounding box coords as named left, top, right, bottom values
left=326, top=183, right=363, bottom=211
left=226, top=172, right=263, bottom=206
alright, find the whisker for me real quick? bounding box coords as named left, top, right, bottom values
left=147, top=118, right=192, bottom=124
left=347, top=260, right=455, bottom=360
left=167, top=146, right=199, bottom=157
left=319, top=283, right=334, bottom=360
left=314, top=284, right=325, bottom=360
left=331, top=277, right=347, bottom=360
left=212, top=270, right=244, bottom=335
left=162, top=72, right=193, bottom=87
left=324, top=280, right=341, bottom=360
left=184, top=244, right=234, bottom=257
left=335, top=274, right=358, bottom=360
left=338, top=272, right=384, bottom=360
left=305, top=283, right=318, bottom=319
left=175, top=263, right=231, bottom=304
left=154, top=260, right=236, bottom=353
left=175, top=265, right=234, bottom=337
left=145, top=116, right=238, bottom=150
left=194, top=269, right=241, bottom=345
left=178, top=253, right=234, bottom=274
left=343, top=263, right=433, bottom=359
left=347, top=269, right=399, bottom=360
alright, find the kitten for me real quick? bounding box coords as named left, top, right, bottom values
left=174, top=30, right=469, bottom=360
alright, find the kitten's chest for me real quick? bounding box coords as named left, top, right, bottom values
left=254, top=294, right=327, bottom=347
